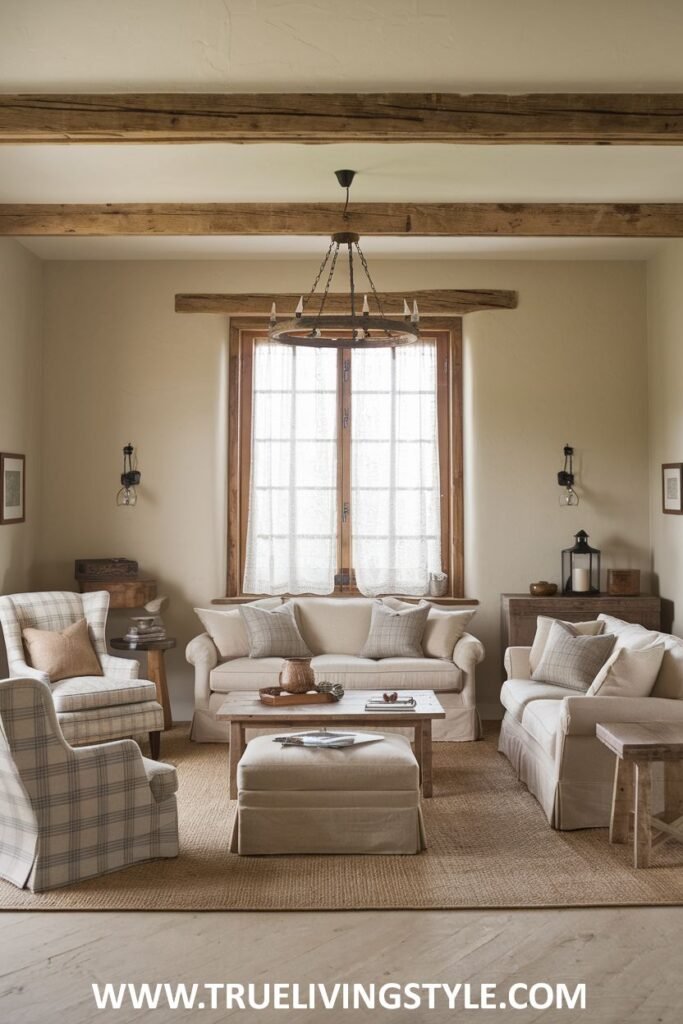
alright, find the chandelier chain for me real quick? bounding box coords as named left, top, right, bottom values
left=312, top=242, right=340, bottom=331
left=305, top=238, right=335, bottom=310
left=355, top=241, right=391, bottom=336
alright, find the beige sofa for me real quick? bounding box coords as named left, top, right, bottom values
left=187, top=596, right=484, bottom=743
left=499, top=613, right=683, bottom=830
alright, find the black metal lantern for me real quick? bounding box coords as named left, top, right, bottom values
left=562, top=530, right=601, bottom=594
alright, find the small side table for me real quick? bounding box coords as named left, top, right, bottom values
left=597, top=721, right=683, bottom=868
left=110, top=637, right=176, bottom=731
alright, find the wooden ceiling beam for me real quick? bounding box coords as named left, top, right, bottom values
left=174, top=291, right=518, bottom=316
left=2, top=202, right=683, bottom=237
left=1, top=93, right=683, bottom=144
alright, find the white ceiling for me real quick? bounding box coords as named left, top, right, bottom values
left=3, top=144, right=683, bottom=205
left=2, top=0, right=682, bottom=262
left=2, top=0, right=683, bottom=91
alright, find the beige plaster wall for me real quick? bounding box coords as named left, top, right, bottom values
left=40, top=258, right=650, bottom=720
left=0, top=238, right=43, bottom=673
left=647, top=242, right=683, bottom=637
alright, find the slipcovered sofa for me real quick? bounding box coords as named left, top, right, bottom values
left=499, top=613, right=683, bottom=829
left=187, top=596, right=484, bottom=743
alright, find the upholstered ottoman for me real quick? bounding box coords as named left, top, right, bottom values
left=230, top=733, right=426, bottom=855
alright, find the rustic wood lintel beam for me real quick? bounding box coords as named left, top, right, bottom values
left=2, top=93, right=683, bottom=144
left=2, top=202, right=682, bottom=237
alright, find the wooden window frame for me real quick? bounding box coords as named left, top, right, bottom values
left=226, top=318, right=464, bottom=600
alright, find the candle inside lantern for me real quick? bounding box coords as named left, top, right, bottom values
left=572, top=567, right=591, bottom=592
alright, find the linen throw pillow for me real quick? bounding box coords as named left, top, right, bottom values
left=382, top=596, right=475, bottom=660
left=360, top=600, right=430, bottom=659
left=194, top=598, right=282, bottom=659
left=238, top=602, right=312, bottom=659
left=531, top=620, right=616, bottom=691
left=22, top=617, right=103, bottom=683
left=529, top=615, right=605, bottom=674
left=587, top=641, right=665, bottom=698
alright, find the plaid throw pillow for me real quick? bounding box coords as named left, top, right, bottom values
left=531, top=620, right=616, bottom=691
left=360, top=600, right=430, bottom=659
left=238, top=603, right=312, bottom=659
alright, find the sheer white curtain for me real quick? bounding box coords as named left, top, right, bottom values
left=352, top=342, right=442, bottom=596
left=243, top=342, right=338, bottom=595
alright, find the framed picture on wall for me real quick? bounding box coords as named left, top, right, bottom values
left=662, top=463, right=683, bottom=515
left=0, top=453, right=25, bottom=524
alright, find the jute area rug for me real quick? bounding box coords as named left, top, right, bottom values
left=2, top=724, right=683, bottom=911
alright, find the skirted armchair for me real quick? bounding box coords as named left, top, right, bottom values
left=0, top=677, right=178, bottom=892
left=0, top=590, right=164, bottom=756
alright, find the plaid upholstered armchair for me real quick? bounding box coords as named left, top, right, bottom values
left=0, top=677, right=178, bottom=891
left=0, top=591, right=163, bottom=758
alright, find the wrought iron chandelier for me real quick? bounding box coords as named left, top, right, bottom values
left=268, top=170, right=420, bottom=349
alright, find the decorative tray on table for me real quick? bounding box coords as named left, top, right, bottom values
left=258, top=684, right=343, bottom=707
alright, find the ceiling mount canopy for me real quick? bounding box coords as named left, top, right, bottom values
left=268, top=171, right=420, bottom=349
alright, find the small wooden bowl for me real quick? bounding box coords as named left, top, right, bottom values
left=529, top=581, right=558, bottom=597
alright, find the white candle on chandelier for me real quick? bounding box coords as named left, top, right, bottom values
left=412, top=300, right=420, bottom=323
left=295, top=296, right=304, bottom=317
left=362, top=294, right=370, bottom=315
left=403, top=300, right=411, bottom=318
left=269, top=302, right=277, bottom=324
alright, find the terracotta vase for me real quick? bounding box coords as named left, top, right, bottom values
left=279, top=657, right=315, bottom=694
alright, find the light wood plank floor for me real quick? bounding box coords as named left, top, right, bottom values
left=1, top=909, right=681, bottom=1022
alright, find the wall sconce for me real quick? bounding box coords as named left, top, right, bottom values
left=557, top=444, right=579, bottom=508
left=116, top=443, right=141, bottom=507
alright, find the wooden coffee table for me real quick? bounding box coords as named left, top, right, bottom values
left=597, top=721, right=683, bottom=868
left=216, top=690, right=445, bottom=800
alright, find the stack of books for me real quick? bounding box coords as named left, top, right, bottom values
left=124, top=621, right=167, bottom=643
left=364, top=695, right=417, bottom=712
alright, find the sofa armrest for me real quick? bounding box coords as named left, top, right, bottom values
left=504, top=647, right=532, bottom=680
left=9, top=660, right=50, bottom=687
left=100, top=653, right=140, bottom=680
left=561, top=695, right=683, bottom=737
left=453, top=632, right=484, bottom=673
left=185, top=633, right=219, bottom=710
left=452, top=632, right=484, bottom=708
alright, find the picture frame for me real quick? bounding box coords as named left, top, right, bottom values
left=0, top=452, right=26, bottom=524
left=662, top=462, right=683, bottom=515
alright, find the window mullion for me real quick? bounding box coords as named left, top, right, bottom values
left=338, top=348, right=353, bottom=590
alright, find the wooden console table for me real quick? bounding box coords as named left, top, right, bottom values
left=597, top=722, right=683, bottom=868
left=501, top=593, right=661, bottom=649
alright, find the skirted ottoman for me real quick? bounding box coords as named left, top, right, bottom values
left=230, top=733, right=426, bottom=855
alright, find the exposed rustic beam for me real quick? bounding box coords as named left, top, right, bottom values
left=2, top=93, right=683, bottom=144
left=2, top=202, right=683, bottom=237
left=174, top=291, right=518, bottom=316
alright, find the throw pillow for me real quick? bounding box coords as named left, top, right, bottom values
left=360, top=600, right=430, bottom=659
left=531, top=621, right=616, bottom=691
left=194, top=598, right=282, bottom=659
left=587, top=641, right=666, bottom=698
left=238, top=602, right=313, bottom=659
left=383, top=597, right=475, bottom=660
left=22, top=617, right=103, bottom=683
left=529, top=616, right=605, bottom=674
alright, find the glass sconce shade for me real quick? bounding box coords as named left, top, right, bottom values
left=559, top=486, right=579, bottom=508
left=116, top=486, right=138, bottom=507
left=561, top=529, right=601, bottom=594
